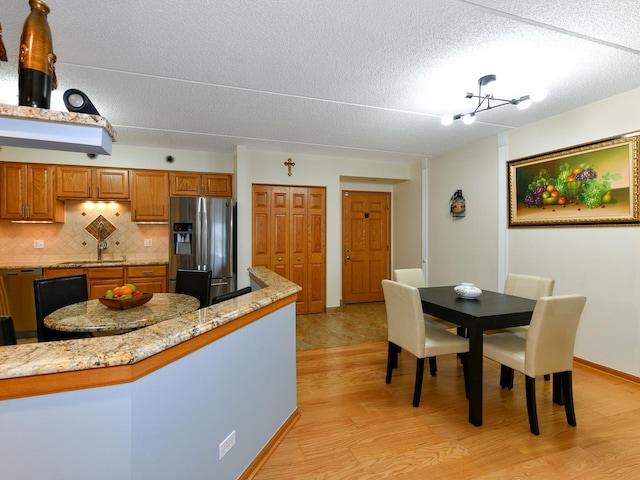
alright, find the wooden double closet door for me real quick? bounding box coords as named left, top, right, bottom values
left=252, top=184, right=326, bottom=314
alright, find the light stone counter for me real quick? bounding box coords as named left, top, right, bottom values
left=0, top=267, right=300, bottom=381
left=0, top=104, right=117, bottom=141
left=0, top=259, right=168, bottom=269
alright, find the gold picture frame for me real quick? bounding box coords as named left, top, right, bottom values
left=508, top=132, right=640, bottom=227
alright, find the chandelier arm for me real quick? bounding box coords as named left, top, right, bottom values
left=444, top=75, right=540, bottom=124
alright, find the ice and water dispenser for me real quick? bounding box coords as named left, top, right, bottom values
left=173, top=223, right=193, bottom=255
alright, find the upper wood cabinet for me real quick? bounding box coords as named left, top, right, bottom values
left=130, top=170, right=169, bottom=222
left=0, top=162, right=64, bottom=222
left=56, top=166, right=129, bottom=200
left=169, top=172, right=232, bottom=197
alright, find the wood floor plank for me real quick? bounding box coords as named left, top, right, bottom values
left=253, top=304, right=640, bottom=478
left=253, top=341, right=640, bottom=479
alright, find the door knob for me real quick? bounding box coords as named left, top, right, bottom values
left=346, top=256, right=351, bottom=260
left=278, top=257, right=283, bottom=261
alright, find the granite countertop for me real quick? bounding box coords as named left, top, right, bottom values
left=0, top=267, right=300, bottom=380
left=0, top=259, right=168, bottom=269
left=0, top=104, right=117, bottom=141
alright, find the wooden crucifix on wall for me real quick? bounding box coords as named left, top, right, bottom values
left=284, top=157, right=295, bottom=176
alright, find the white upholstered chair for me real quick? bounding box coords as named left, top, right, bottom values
left=392, top=268, right=449, bottom=376
left=500, top=273, right=555, bottom=388
left=392, top=269, right=450, bottom=331
left=483, top=294, right=586, bottom=435
left=382, top=280, right=469, bottom=407
left=504, top=273, right=555, bottom=336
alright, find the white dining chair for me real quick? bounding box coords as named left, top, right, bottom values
left=483, top=294, right=586, bottom=435
left=392, top=268, right=450, bottom=376
left=392, top=269, right=452, bottom=332
left=499, top=273, right=555, bottom=388
left=382, top=279, right=469, bottom=407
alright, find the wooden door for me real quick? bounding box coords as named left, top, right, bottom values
left=270, top=186, right=290, bottom=279
left=307, top=187, right=326, bottom=313
left=252, top=184, right=326, bottom=314
left=342, top=191, right=390, bottom=304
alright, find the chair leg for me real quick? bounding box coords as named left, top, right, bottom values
left=413, top=358, right=425, bottom=407
left=552, top=372, right=564, bottom=405
left=428, top=356, right=437, bottom=376
left=561, top=371, right=577, bottom=427
left=386, top=342, right=398, bottom=384
left=525, top=375, right=540, bottom=435
left=500, top=365, right=515, bottom=389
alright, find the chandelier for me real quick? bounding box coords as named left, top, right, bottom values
left=441, top=74, right=546, bottom=125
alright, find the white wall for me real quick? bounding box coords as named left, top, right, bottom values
left=234, top=147, right=416, bottom=307
left=0, top=143, right=234, bottom=172
left=427, top=135, right=500, bottom=289
left=392, top=160, right=424, bottom=270
left=506, top=87, right=640, bottom=376
left=427, top=86, right=640, bottom=377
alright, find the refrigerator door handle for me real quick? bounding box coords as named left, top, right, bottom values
left=201, top=197, right=208, bottom=270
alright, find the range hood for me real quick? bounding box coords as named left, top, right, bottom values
left=0, top=104, right=116, bottom=155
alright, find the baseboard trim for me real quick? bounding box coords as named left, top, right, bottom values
left=240, top=408, right=301, bottom=480
left=575, top=356, right=640, bottom=384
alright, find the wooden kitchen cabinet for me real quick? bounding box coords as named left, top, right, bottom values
left=44, top=268, right=85, bottom=278
left=56, top=166, right=129, bottom=200
left=130, top=170, right=169, bottom=222
left=169, top=172, right=232, bottom=197
left=126, top=265, right=167, bottom=293
left=44, top=264, right=167, bottom=298
left=86, top=267, right=125, bottom=299
left=0, top=162, right=64, bottom=222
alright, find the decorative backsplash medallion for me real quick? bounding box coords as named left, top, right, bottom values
left=85, top=215, right=117, bottom=241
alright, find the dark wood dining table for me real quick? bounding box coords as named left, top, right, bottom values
left=419, top=286, right=537, bottom=426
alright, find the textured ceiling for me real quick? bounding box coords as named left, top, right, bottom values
left=1, top=0, right=639, bottom=163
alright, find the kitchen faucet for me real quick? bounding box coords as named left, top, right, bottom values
left=97, top=221, right=108, bottom=261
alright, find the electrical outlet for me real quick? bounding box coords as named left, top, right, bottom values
left=144, top=239, right=153, bottom=247
left=219, top=430, right=236, bottom=460
left=34, top=240, right=44, bottom=249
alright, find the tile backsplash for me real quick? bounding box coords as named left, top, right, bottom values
left=0, top=201, right=168, bottom=264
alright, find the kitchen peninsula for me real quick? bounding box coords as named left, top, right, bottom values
left=0, top=267, right=300, bottom=480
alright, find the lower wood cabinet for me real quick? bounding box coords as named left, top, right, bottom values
left=125, top=265, right=167, bottom=294
left=44, top=264, right=167, bottom=299
left=85, top=267, right=125, bottom=299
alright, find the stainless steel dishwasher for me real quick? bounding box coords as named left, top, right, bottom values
left=0, top=268, right=43, bottom=338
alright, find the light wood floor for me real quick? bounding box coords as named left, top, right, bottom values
left=254, top=304, right=640, bottom=479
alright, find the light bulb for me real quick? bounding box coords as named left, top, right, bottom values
left=517, top=98, right=532, bottom=110
left=441, top=114, right=454, bottom=126
left=531, top=88, right=548, bottom=102
left=462, top=113, right=475, bottom=125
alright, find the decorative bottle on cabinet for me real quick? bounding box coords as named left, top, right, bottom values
left=19, top=0, right=54, bottom=108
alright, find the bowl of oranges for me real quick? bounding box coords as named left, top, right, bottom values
left=99, top=283, right=153, bottom=309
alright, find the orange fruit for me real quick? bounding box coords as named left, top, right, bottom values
left=113, top=285, right=132, bottom=296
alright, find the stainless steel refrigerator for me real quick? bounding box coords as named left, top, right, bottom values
left=169, top=196, right=236, bottom=302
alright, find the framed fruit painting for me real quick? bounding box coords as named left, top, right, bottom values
left=508, top=131, right=640, bottom=227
